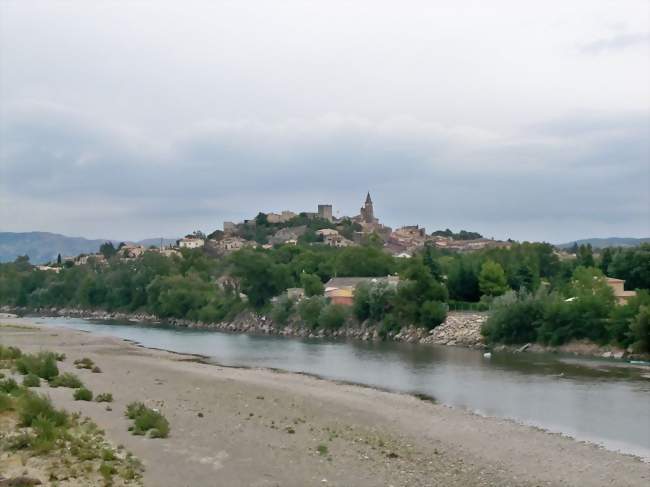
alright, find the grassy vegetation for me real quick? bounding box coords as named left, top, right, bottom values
left=49, top=372, right=83, bottom=388
left=22, top=373, right=40, bottom=387
left=0, top=377, right=20, bottom=394
left=74, top=357, right=95, bottom=369
left=0, top=344, right=144, bottom=485
left=125, top=401, right=170, bottom=438
left=73, top=387, right=93, bottom=401
left=15, top=352, right=59, bottom=380
left=96, top=392, right=114, bottom=403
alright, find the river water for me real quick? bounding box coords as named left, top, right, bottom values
left=27, top=316, right=650, bottom=460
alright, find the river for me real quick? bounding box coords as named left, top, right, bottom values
left=27, top=316, right=650, bottom=460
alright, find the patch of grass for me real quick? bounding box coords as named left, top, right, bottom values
left=15, top=352, right=59, bottom=380
left=17, top=391, right=68, bottom=428
left=73, top=357, right=95, bottom=370
left=0, top=344, right=22, bottom=360
left=124, top=402, right=170, bottom=438
left=0, top=377, right=20, bottom=393
left=73, top=388, right=93, bottom=401
left=99, top=461, right=116, bottom=480
left=22, top=373, right=40, bottom=388
left=317, top=443, right=328, bottom=456
left=0, top=391, right=14, bottom=412
left=49, top=372, right=83, bottom=389
left=95, top=392, right=113, bottom=403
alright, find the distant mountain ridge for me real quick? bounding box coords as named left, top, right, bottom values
left=0, top=232, right=178, bottom=264
left=556, top=237, right=650, bottom=249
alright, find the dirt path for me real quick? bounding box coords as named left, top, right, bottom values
left=1, top=322, right=648, bottom=487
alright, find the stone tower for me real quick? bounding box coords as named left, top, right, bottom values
left=360, top=192, right=375, bottom=223
left=318, top=204, right=333, bottom=221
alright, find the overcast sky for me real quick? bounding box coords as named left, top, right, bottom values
left=1, top=1, right=648, bottom=243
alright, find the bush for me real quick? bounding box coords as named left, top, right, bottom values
left=378, top=313, right=401, bottom=340
left=483, top=290, right=547, bottom=344
left=15, top=352, right=59, bottom=380
left=74, top=357, right=95, bottom=369
left=0, top=391, right=14, bottom=412
left=0, top=345, right=22, bottom=360
left=270, top=295, right=294, bottom=326
left=17, top=391, right=67, bottom=427
left=298, top=296, right=326, bottom=328
left=96, top=392, right=114, bottom=403
left=22, top=373, right=40, bottom=387
left=74, top=388, right=93, bottom=401
left=49, top=372, right=83, bottom=389
left=0, top=377, right=19, bottom=393
left=125, top=402, right=170, bottom=438
left=420, top=300, right=447, bottom=330
left=318, top=303, right=348, bottom=330
left=630, top=306, right=650, bottom=353
left=91, top=366, right=102, bottom=373
left=31, top=414, right=62, bottom=453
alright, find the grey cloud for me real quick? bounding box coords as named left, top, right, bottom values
left=580, top=32, right=650, bottom=54
left=1, top=102, right=648, bottom=243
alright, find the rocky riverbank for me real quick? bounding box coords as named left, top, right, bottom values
left=1, top=305, right=488, bottom=349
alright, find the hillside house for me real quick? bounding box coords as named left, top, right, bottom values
left=324, top=276, right=400, bottom=306
left=605, top=277, right=637, bottom=305
left=178, top=236, right=205, bottom=249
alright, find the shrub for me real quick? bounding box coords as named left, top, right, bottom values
left=317, top=443, right=328, bottom=456
left=96, top=392, right=113, bottom=403
left=0, top=391, right=14, bottom=412
left=18, top=391, right=67, bottom=427
left=74, top=388, right=93, bottom=401
left=630, top=306, right=650, bottom=353
left=318, top=303, right=348, bottom=330
left=0, top=377, right=19, bottom=393
left=482, top=290, right=546, bottom=344
left=15, top=352, right=59, bottom=380
left=125, top=402, right=170, bottom=438
left=378, top=313, right=401, bottom=340
left=31, top=414, right=62, bottom=453
left=298, top=297, right=326, bottom=328
left=22, top=373, right=41, bottom=387
left=0, top=345, right=22, bottom=360
left=91, top=366, right=102, bottom=373
left=74, top=357, right=95, bottom=369
left=420, top=300, right=447, bottom=330
left=49, top=372, right=83, bottom=389
left=270, top=295, right=294, bottom=326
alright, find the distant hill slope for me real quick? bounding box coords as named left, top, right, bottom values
left=0, top=232, right=178, bottom=264
left=556, top=237, right=650, bottom=249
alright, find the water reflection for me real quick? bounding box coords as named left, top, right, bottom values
left=29, top=316, right=650, bottom=459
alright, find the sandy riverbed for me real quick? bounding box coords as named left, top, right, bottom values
left=1, top=320, right=648, bottom=487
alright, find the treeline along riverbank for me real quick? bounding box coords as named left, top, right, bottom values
left=1, top=241, right=648, bottom=356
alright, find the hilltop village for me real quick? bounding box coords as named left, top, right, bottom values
left=179, top=192, right=512, bottom=258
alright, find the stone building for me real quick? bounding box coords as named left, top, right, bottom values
left=318, top=204, right=333, bottom=221
left=359, top=192, right=377, bottom=225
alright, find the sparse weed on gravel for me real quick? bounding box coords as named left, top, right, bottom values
left=49, top=372, right=83, bottom=389
left=74, top=357, right=95, bottom=370
left=95, top=392, right=113, bottom=403
left=125, top=401, right=170, bottom=438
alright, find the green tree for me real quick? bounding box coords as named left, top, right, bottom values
left=479, top=260, right=508, bottom=297
left=630, top=306, right=650, bottom=353
left=99, top=242, right=117, bottom=259
left=300, top=273, right=324, bottom=297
